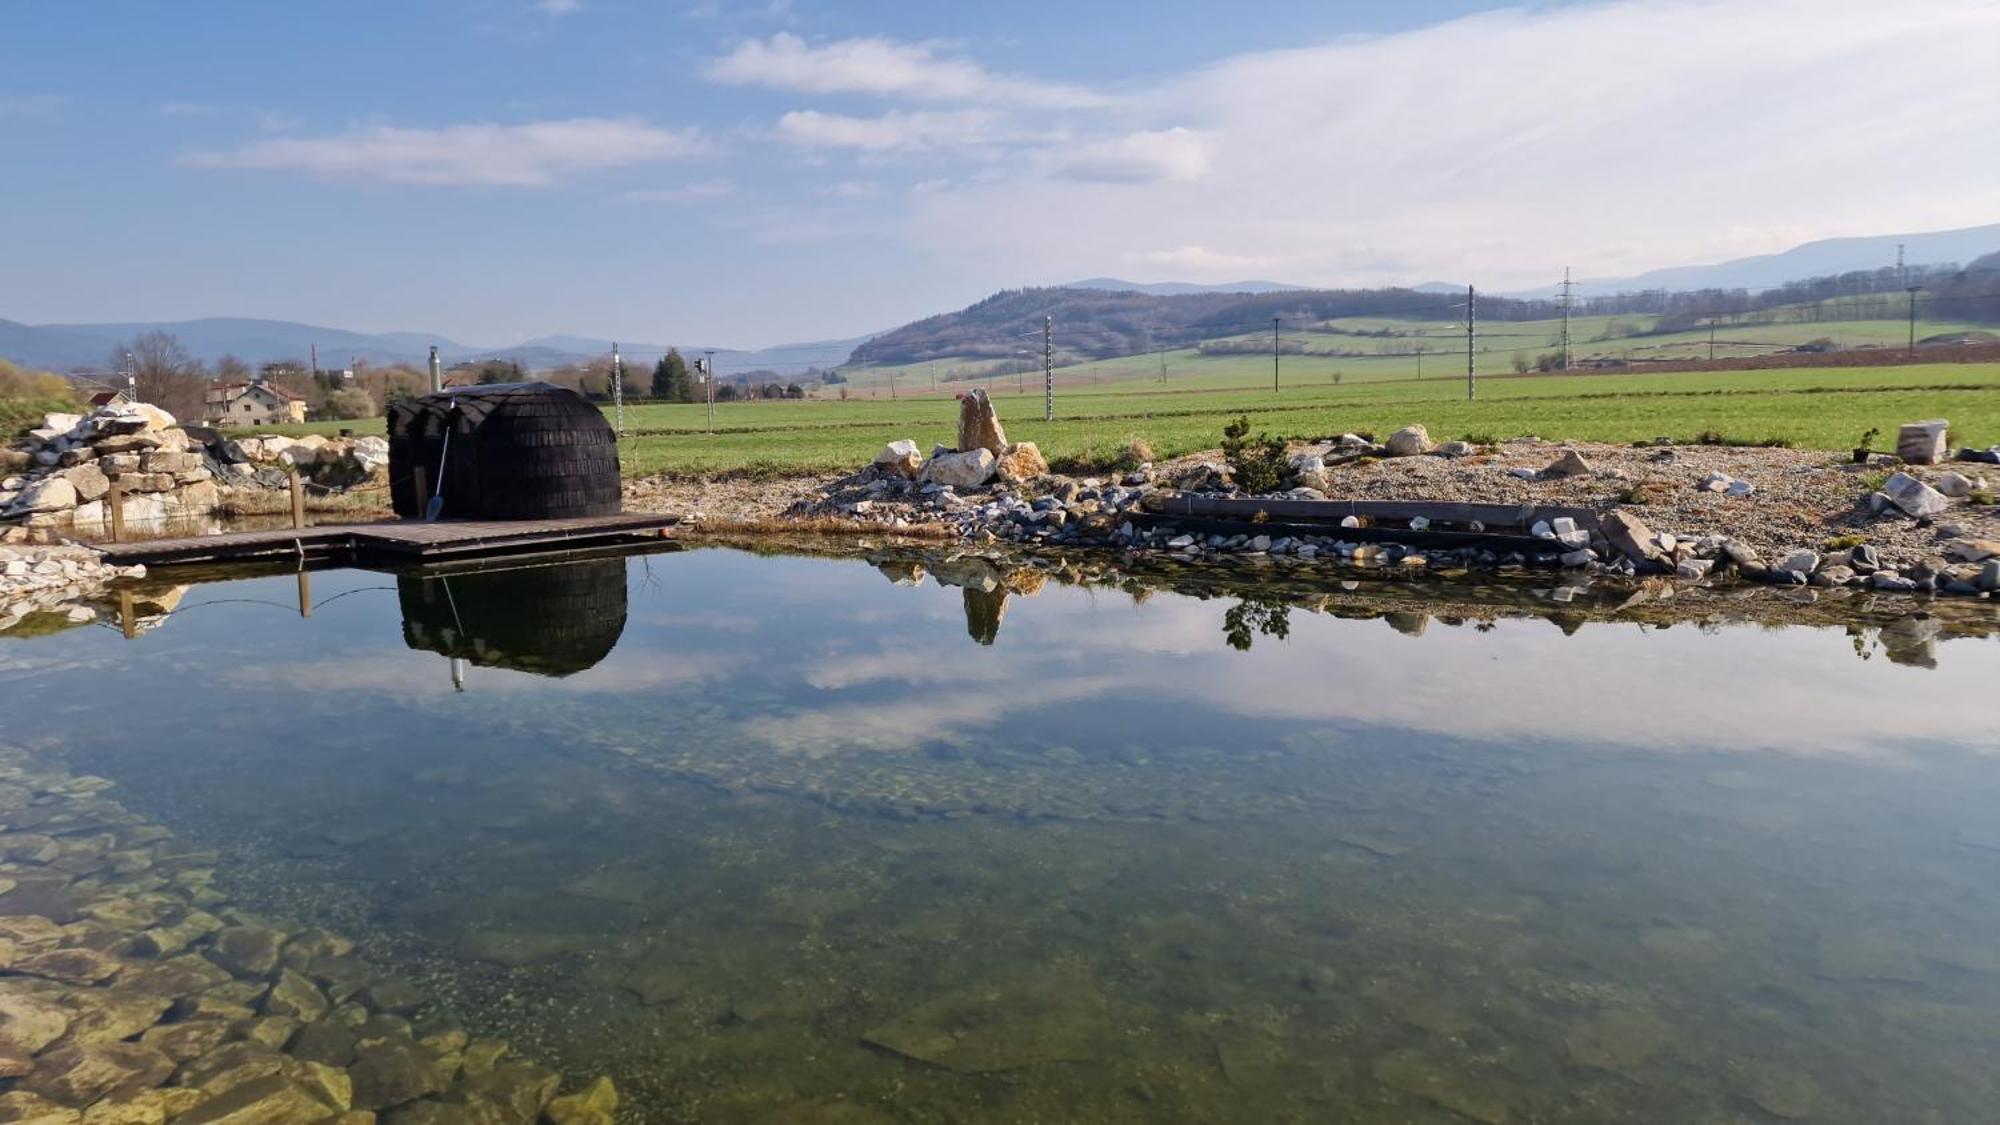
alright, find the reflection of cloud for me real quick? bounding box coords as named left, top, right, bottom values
left=634, top=610, right=760, bottom=633
left=764, top=576, right=2000, bottom=763
left=230, top=651, right=740, bottom=699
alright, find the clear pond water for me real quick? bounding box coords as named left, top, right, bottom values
left=6, top=545, right=2000, bottom=1122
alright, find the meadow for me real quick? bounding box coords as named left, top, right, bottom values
left=276, top=361, right=2000, bottom=478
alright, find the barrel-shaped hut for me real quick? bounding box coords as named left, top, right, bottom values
left=387, top=382, right=620, bottom=520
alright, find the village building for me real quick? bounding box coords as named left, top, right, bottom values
left=85, top=389, right=133, bottom=408
left=205, top=380, right=307, bottom=426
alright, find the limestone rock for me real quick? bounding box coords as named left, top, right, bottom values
left=0, top=985, right=74, bottom=1055
left=1601, top=510, right=1662, bottom=564
left=207, top=927, right=285, bottom=978
left=1936, top=470, right=1984, bottom=498
left=954, top=388, right=1008, bottom=455
left=20, top=1043, right=173, bottom=1108
left=168, top=1075, right=335, bottom=1125
left=870, top=440, right=922, bottom=480
left=53, top=990, right=170, bottom=1047
left=1433, top=440, right=1474, bottom=458
left=992, top=441, right=1047, bottom=482
left=1882, top=472, right=1948, bottom=518
left=456, top=1063, right=559, bottom=1123
left=12, top=478, right=77, bottom=515
left=1539, top=449, right=1591, bottom=478
left=349, top=1040, right=450, bottom=1111
left=1897, top=419, right=1949, bottom=465
left=1384, top=425, right=1431, bottom=457
left=860, top=973, right=1110, bottom=1073
left=0, top=1091, right=81, bottom=1124
left=543, top=1077, right=617, bottom=1125
left=1371, top=1050, right=1515, bottom=1124
left=261, top=969, right=328, bottom=1023
left=137, top=1020, right=229, bottom=1064
left=921, top=449, right=996, bottom=489
left=12, top=948, right=124, bottom=986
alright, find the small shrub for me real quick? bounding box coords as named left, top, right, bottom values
left=1123, top=436, right=1156, bottom=467
left=1460, top=432, right=1497, bottom=447
left=1618, top=481, right=1669, bottom=505
left=1858, top=427, right=1881, bottom=450
left=1857, top=470, right=1891, bottom=493
left=1822, top=533, right=1867, bottom=551
left=1973, top=489, right=1997, bottom=506
left=1220, top=416, right=1288, bottom=494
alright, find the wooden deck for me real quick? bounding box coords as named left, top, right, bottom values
left=97, top=513, right=680, bottom=567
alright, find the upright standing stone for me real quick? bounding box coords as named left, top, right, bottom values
left=956, top=389, right=1009, bottom=456
left=1897, top=420, right=1949, bottom=465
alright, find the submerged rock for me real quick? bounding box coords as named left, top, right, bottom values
left=1371, top=1050, right=1516, bottom=1124
left=860, top=972, right=1111, bottom=1073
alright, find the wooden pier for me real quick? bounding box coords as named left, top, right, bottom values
left=96, top=513, right=680, bottom=568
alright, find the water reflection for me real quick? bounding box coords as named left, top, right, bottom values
left=9, top=545, right=2000, bottom=1122
left=398, top=558, right=628, bottom=681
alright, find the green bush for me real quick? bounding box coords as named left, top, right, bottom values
left=1221, top=416, right=1287, bottom=494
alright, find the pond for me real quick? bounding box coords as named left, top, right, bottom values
left=5, top=544, right=2000, bottom=1122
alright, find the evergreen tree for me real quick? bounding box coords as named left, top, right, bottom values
left=653, top=348, right=690, bottom=401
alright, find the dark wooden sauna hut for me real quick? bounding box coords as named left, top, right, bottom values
left=387, top=382, right=620, bottom=520
left=398, top=559, right=628, bottom=677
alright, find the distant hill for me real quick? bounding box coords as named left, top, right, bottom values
left=1511, top=222, right=2000, bottom=298
left=0, top=316, right=873, bottom=377
left=847, top=286, right=1492, bottom=367
left=1063, top=278, right=1304, bottom=296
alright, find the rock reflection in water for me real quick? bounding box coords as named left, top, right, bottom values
left=399, top=558, right=627, bottom=680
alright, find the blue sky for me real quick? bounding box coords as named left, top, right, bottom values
left=3, top=0, right=1996, bottom=348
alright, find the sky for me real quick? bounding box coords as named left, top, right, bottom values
left=3, top=0, right=1998, bottom=349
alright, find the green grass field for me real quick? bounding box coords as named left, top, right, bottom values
left=275, top=361, right=2000, bottom=478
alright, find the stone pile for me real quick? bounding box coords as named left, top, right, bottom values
left=0, top=743, right=620, bottom=1124
left=2, top=405, right=389, bottom=533
left=0, top=536, right=145, bottom=634
left=866, top=389, right=1047, bottom=491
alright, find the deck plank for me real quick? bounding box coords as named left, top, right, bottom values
left=95, top=513, right=679, bottom=567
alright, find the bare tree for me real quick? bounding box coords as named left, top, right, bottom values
left=214, top=354, right=252, bottom=383
left=117, top=332, right=207, bottom=420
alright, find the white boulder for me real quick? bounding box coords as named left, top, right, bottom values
left=1384, top=425, right=1432, bottom=457
left=1883, top=471, right=1948, bottom=517
left=922, top=448, right=996, bottom=489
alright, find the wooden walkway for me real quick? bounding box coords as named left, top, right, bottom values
left=97, top=513, right=680, bottom=567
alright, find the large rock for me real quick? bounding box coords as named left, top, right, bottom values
left=19, top=1043, right=173, bottom=1107
left=1883, top=472, right=1948, bottom=517
left=992, top=441, right=1048, bottom=482
left=11, top=477, right=76, bottom=515
left=1935, top=470, right=1984, bottom=498
left=1601, top=510, right=1662, bottom=564
left=955, top=388, right=1008, bottom=455
left=1384, top=425, right=1432, bottom=457
left=43, top=412, right=83, bottom=435
left=1540, top=449, right=1591, bottom=479
left=544, top=1077, right=618, bottom=1125
left=170, top=1074, right=336, bottom=1124
left=349, top=1039, right=451, bottom=1111
left=922, top=448, right=996, bottom=489
left=136, top=451, right=199, bottom=476
left=59, top=464, right=110, bottom=504
left=1897, top=420, right=1949, bottom=465
left=871, top=440, right=922, bottom=480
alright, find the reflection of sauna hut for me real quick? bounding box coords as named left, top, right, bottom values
left=399, top=559, right=628, bottom=683
left=386, top=382, right=621, bottom=520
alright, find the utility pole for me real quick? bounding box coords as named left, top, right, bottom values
left=1042, top=315, right=1054, bottom=422
left=1464, top=285, right=1476, bottom=402
left=610, top=343, right=624, bottom=437
left=1708, top=320, right=1716, bottom=362
left=889, top=365, right=897, bottom=400
left=1907, top=286, right=1921, bottom=356
left=1272, top=317, right=1281, bottom=393
left=1415, top=345, right=1424, bottom=380
left=702, top=349, right=717, bottom=433
left=929, top=362, right=936, bottom=391
left=1897, top=242, right=1907, bottom=288
left=1158, top=342, right=1167, bottom=383
left=1557, top=267, right=1574, bottom=370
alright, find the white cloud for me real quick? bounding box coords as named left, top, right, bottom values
left=0, top=94, right=66, bottom=118
left=183, top=117, right=705, bottom=186
left=622, top=177, right=734, bottom=202
left=774, top=108, right=1009, bottom=153
left=1055, top=126, right=1213, bottom=184
left=707, top=32, right=1107, bottom=108
left=535, top=0, right=584, bottom=14
left=906, top=0, right=2000, bottom=288
left=1130, top=246, right=1283, bottom=272
left=820, top=180, right=881, bottom=200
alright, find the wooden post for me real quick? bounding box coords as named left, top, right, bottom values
left=118, top=589, right=137, bottom=639
left=289, top=469, right=306, bottom=530
left=411, top=465, right=427, bottom=519
left=297, top=570, right=312, bottom=618
left=106, top=474, right=125, bottom=543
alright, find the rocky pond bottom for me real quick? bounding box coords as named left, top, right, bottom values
left=5, top=545, right=2000, bottom=1123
